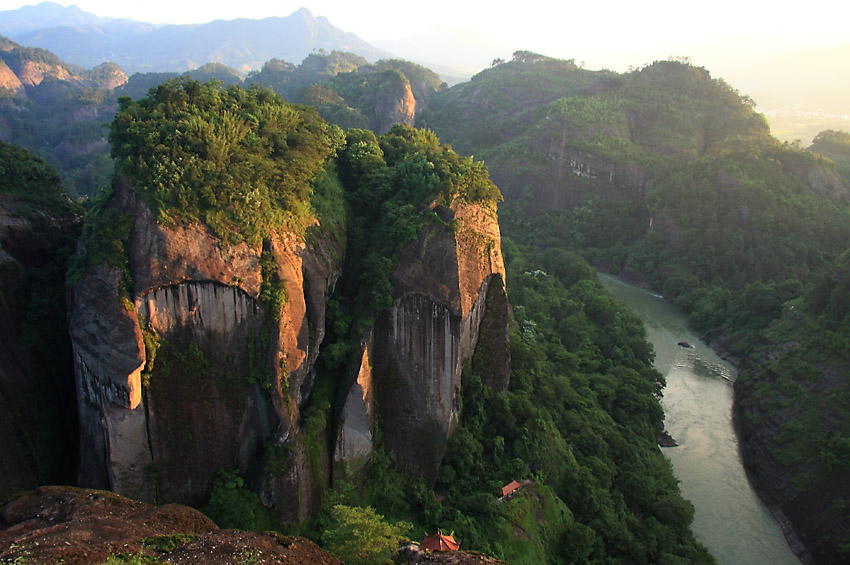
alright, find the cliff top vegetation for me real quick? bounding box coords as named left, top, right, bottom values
left=109, top=78, right=344, bottom=245
left=0, top=141, right=79, bottom=214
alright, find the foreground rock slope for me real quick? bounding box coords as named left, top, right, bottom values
left=0, top=485, right=341, bottom=564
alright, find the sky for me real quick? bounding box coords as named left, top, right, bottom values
left=0, top=0, right=847, bottom=72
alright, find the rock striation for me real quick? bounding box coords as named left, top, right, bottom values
left=70, top=177, right=344, bottom=518
left=334, top=198, right=508, bottom=483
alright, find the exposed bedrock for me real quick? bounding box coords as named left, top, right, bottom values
left=71, top=179, right=343, bottom=518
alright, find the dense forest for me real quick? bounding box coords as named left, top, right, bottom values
left=1, top=35, right=849, bottom=564
left=417, top=53, right=850, bottom=563
left=1, top=75, right=713, bottom=564
left=299, top=122, right=709, bottom=562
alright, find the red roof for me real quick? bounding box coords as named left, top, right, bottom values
left=421, top=531, right=460, bottom=551
left=501, top=480, right=522, bottom=497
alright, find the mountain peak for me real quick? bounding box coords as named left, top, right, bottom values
left=0, top=2, right=105, bottom=36
left=293, top=7, right=314, bottom=20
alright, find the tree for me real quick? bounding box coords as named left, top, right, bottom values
left=323, top=505, right=411, bottom=565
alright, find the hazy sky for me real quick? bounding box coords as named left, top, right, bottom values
left=1, top=0, right=847, bottom=71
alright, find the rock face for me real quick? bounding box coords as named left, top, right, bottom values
left=368, top=199, right=508, bottom=482
left=735, top=357, right=850, bottom=564
left=70, top=178, right=344, bottom=517
left=0, top=60, right=25, bottom=98
left=334, top=339, right=375, bottom=479
left=372, top=73, right=416, bottom=134
left=0, top=194, right=80, bottom=500
left=518, top=129, right=648, bottom=211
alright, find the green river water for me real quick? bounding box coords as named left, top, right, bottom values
left=599, top=274, right=800, bottom=565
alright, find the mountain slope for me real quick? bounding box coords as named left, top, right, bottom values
left=0, top=1, right=107, bottom=36
left=424, top=53, right=850, bottom=563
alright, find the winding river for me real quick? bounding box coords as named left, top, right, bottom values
left=598, top=274, right=799, bottom=565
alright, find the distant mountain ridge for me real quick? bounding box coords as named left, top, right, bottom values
left=0, top=1, right=108, bottom=36
left=0, top=3, right=389, bottom=73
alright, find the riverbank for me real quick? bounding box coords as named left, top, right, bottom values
left=599, top=274, right=800, bottom=564
left=710, top=336, right=812, bottom=564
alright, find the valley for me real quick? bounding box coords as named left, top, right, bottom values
left=0, top=4, right=848, bottom=564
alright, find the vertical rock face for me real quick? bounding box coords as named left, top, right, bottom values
left=0, top=61, right=25, bottom=98
left=334, top=339, right=375, bottom=480
left=372, top=74, right=416, bottom=134
left=370, top=198, right=507, bottom=482
left=0, top=195, right=80, bottom=499
left=71, top=179, right=343, bottom=513
left=521, top=131, right=648, bottom=211
left=70, top=264, right=147, bottom=497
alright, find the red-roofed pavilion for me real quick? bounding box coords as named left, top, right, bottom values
left=421, top=530, right=460, bottom=551
left=501, top=479, right=523, bottom=498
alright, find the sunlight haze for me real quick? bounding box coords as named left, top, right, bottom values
left=0, top=0, right=847, bottom=140
left=1, top=0, right=846, bottom=64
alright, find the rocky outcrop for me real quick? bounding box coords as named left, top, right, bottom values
left=0, top=60, right=24, bottom=99
left=523, top=129, right=648, bottom=211
left=369, top=198, right=507, bottom=482
left=86, top=62, right=128, bottom=90
left=735, top=348, right=850, bottom=564
left=789, top=160, right=848, bottom=203
left=0, top=485, right=341, bottom=565
left=13, top=59, right=75, bottom=88
left=71, top=178, right=344, bottom=517
left=334, top=338, right=375, bottom=480
left=372, top=73, right=416, bottom=134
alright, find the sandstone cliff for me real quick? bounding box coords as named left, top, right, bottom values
left=70, top=178, right=344, bottom=519
left=334, top=197, right=508, bottom=483
left=371, top=71, right=417, bottom=134
left=0, top=60, right=24, bottom=98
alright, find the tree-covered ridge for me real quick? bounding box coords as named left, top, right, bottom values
left=0, top=35, right=62, bottom=70
left=810, top=129, right=850, bottom=185
left=246, top=51, right=369, bottom=101
left=0, top=141, right=62, bottom=199
left=428, top=54, right=850, bottom=335
left=427, top=57, right=771, bottom=172
left=288, top=56, right=445, bottom=132
left=109, top=78, right=344, bottom=244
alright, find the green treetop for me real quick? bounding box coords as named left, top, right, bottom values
left=109, top=78, right=344, bottom=245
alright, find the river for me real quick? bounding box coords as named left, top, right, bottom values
left=598, top=274, right=799, bottom=565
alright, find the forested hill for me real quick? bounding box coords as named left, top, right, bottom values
left=421, top=53, right=850, bottom=334
left=418, top=52, right=850, bottom=563
left=0, top=75, right=715, bottom=563
left=2, top=36, right=850, bottom=561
